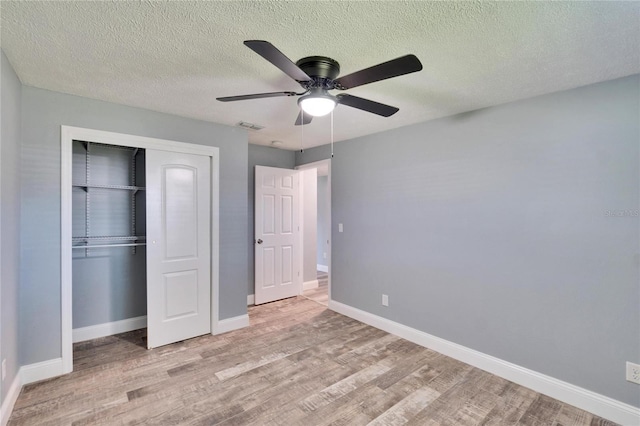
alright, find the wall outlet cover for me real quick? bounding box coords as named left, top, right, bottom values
left=626, top=361, right=640, bottom=384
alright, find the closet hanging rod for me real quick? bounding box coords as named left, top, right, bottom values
left=72, top=243, right=147, bottom=249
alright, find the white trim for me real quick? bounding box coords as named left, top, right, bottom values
left=2, top=358, right=68, bottom=422
left=72, top=316, right=147, bottom=343
left=0, top=76, right=2, bottom=424
left=328, top=300, right=640, bottom=426
left=213, top=314, right=249, bottom=335
left=297, top=169, right=305, bottom=298
left=0, top=372, right=21, bottom=426
left=303, top=280, right=319, bottom=291
left=209, top=149, right=221, bottom=336
left=60, top=126, right=73, bottom=374
left=60, top=126, right=222, bottom=155
left=20, top=358, right=64, bottom=385
left=61, top=125, right=220, bottom=371
left=316, top=264, right=328, bottom=273
left=247, top=294, right=255, bottom=306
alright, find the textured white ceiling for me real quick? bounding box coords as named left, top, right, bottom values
left=2, top=1, right=639, bottom=150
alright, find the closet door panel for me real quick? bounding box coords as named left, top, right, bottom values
left=163, top=166, right=198, bottom=259
left=146, top=150, right=211, bottom=349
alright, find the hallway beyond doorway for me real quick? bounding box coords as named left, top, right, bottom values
left=302, top=270, right=328, bottom=306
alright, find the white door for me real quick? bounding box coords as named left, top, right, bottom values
left=255, top=166, right=301, bottom=304
left=146, top=150, right=211, bottom=348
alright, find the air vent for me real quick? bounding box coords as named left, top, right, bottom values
left=237, top=121, right=265, bottom=131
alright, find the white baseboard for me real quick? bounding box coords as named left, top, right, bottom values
left=73, top=315, right=147, bottom=343
left=247, top=294, right=254, bottom=306
left=303, top=279, right=319, bottom=291
left=317, top=264, right=328, bottom=273
left=20, top=357, right=64, bottom=386
left=328, top=300, right=640, bottom=426
left=214, top=314, right=250, bottom=335
left=0, top=372, right=22, bottom=426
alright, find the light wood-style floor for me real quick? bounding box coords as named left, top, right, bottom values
left=302, top=271, right=329, bottom=306
left=9, top=297, right=615, bottom=425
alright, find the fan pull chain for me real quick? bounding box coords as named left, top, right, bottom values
left=331, top=110, right=334, bottom=158
left=300, top=109, right=304, bottom=153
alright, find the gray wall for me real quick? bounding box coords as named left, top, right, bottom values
left=20, top=86, right=248, bottom=365
left=301, top=168, right=317, bottom=283
left=317, top=175, right=329, bottom=268
left=1, top=51, right=21, bottom=403
left=296, top=75, right=640, bottom=407
left=247, top=144, right=295, bottom=298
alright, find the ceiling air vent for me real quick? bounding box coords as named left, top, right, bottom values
left=237, top=121, right=265, bottom=131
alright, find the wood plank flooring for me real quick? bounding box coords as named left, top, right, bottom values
left=9, top=296, right=616, bottom=425
left=302, top=271, right=328, bottom=306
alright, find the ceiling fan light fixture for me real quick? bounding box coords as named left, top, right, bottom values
left=220, top=41, right=423, bottom=126
left=298, top=93, right=336, bottom=117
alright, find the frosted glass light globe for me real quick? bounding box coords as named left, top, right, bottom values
left=299, top=95, right=336, bottom=117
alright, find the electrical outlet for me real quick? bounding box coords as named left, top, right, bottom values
left=2, top=359, right=6, bottom=381
left=627, top=362, right=640, bottom=384
left=382, top=294, right=389, bottom=307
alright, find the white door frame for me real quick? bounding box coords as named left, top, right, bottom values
left=295, top=159, right=331, bottom=303
left=60, top=125, right=220, bottom=374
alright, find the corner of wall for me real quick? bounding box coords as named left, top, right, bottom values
left=0, top=48, right=23, bottom=410
left=0, top=370, right=21, bottom=426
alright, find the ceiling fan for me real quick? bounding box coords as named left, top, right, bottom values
left=217, top=40, right=423, bottom=125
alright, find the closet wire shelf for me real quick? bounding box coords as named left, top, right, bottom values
left=72, top=183, right=145, bottom=193
left=72, top=141, right=145, bottom=252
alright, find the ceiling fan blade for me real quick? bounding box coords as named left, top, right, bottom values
left=216, top=91, right=298, bottom=102
left=295, top=110, right=313, bottom=126
left=336, top=94, right=399, bottom=117
left=244, top=40, right=312, bottom=83
left=334, top=54, right=423, bottom=90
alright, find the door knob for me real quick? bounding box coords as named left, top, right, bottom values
left=256, top=239, right=263, bottom=244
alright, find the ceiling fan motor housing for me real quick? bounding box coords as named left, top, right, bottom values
left=296, top=56, right=341, bottom=89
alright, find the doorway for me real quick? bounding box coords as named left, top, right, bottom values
left=296, top=160, right=331, bottom=306
left=60, top=126, right=220, bottom=374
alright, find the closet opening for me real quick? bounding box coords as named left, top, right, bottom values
left=71, top=141, right=148, bottom=359
left=61, top=125, right=221, bottom=375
